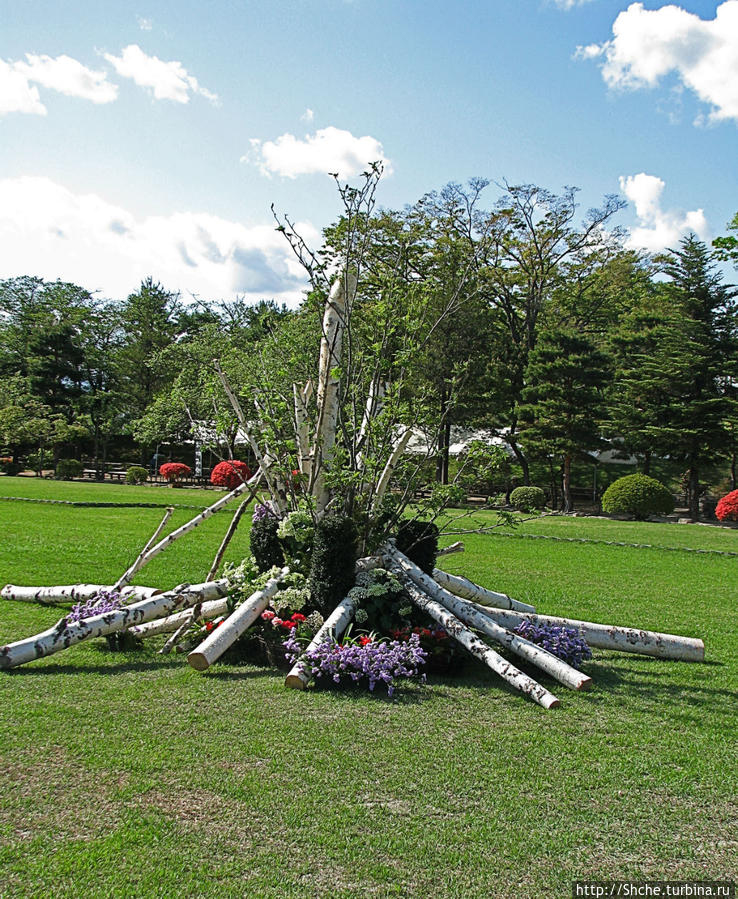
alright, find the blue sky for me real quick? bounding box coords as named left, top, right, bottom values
left=0, top=0, right=735, bottom=304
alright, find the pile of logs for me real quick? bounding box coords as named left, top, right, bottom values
left=0, top=538, right=705, bottom=710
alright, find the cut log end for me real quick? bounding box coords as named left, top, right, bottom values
left=186, top=651, right=209, bottom=671
left=284, top=672, right=307, bottom=690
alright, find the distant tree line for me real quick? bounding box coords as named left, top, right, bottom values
left=1, top=178, right=736, bottom=520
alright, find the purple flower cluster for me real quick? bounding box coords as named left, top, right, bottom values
left=514, top=620, right=592, bottom=669
left=67, top=590, right=123, bottom=624
left=283, top=631, right=428, bottom=697
left=252, top=503, right=276, bottom=522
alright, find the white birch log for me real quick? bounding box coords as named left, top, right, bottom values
left=468, top=605, right=705, bottom=662
left=312, top=270, right=357, bottom=514
left=387, top=546, right=591, bottom=691
left=206, top=495, right=253, bottom=582
left=0, top=584, right=160, bottom=605
left=214, top=362, right=281, bottom=505
left=128, top=596, right=230, bottom=638
left=113, top=506, right=174, bottom=591
left=433, top=568, right=536, bottom=614
left=159, top=603, right=202, bottom=654
left=119, top=470, right=261, bottom=580
left=284, top=593, right=359, bottom=690
left=369, top=427, right=411, bottom=515
left=0, top=581, right=229, bottom=669
left=355, top=377, right=386, bottom=472
left=293, top=382, right=313, bottom=478
left=437, top=542, right=465, bottom=557
left=386, top=562, right=559, bottom=709
left=187, top=567, right=288, bottom=671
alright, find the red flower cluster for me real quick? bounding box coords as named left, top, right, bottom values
left=358, top=635, right=373, bottom=646
left=210, top=460, right=252, bottom=490
left=159, top=462, right=192, bottom=483
left=716, top=489, right=738, bottom=522
left=392, top=626, right=448, bottom=641
left=204, top=619, right=225, bottom=632
left=261, top=610, right=306, bottom=630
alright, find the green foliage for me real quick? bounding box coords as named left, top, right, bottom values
left=509, top=485, right=546, bottom=512
left=308, top=512, right=358, bottom=615
left=602, top=474, right=675, bottom=520
left=277, top=510, right=315, bottom=570
left=249, top=517, right=285, bottom=572
left=395, top=519, right=439, bottom=575
left=348, top=567, right=409, bottom=636
left=54, top=458, right=83, bottom=480
left=125, top=465, right=149, bottom=485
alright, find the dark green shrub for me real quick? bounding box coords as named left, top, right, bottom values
left=54, top=459, right=83, bottom=480
left=125, top=465, right=149, bottom=485
left=309, top=513, right=358, bottom=615
left=0, top=458, right=21, bottom=476
left=602, top=474, right=674, bottom=520
left=250, top=516, right=284, bottom=572
left=509, top=486, right=546, bottom=512
left=395, top=519, right=439, bottom=575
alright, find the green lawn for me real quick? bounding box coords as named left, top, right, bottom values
left=0, top=479, right=736, bottom=898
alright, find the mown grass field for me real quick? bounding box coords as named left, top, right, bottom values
left=0, top=477, right=736, bottom=898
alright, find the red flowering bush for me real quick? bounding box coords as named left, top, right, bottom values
left=716, top=489, right=738, bottom=522
left=210, top=460, right=252, bottom=490
left=159, top=462, right=192, bottom=484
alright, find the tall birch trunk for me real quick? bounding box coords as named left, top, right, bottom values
left=187, top=567, right=288, bottom=671
left=387, top=564, right=559, bottom=709
left=284, top=594, right=359, bottom=690
left=432, top=568, right=536, bottom=613
left=312, top=270, right=357, bottom=514
left=206, top=496, right=252, bottom=582
left=387, top=546, right=591, bottom=691
left=0, top=581, right=229, bottom=669
left=467, top=605, right=705, bottom=662
left=369, top=427, right=411, bottom=515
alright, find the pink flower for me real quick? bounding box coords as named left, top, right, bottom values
left=261, top=610, right=276, bottom=621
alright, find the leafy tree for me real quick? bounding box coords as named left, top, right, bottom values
left=518, top=329, right=610, bottom=512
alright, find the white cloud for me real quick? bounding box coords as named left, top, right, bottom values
left=103, top=44, right=218, bottom=105
left=553, top=0, right=595, bottom=9
left=578, top=1, right=738, bottom=123
left=16, top=54, right=118, bottom=104
left=301, top=107, right=314, bottom=123
left=137, top=16, right=153, bottom=31
left=247, top=126, right=392, bottom=179
left=619, top=172, right=708, bottom=252
left=0, top=53, right=117, bottom=115
left=0, top=176, right=314, bottom=305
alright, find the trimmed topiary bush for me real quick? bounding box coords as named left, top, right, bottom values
left=309, top=512, right=358, bottom=616
left=396, top=519, right=439, bottom=575
left=159, top=462, right=192, bottom=485
left=510, top=486, right=546, bottom=512
left=125, top=465, right=149, bottom=485
left=210, top=460, right=252, bottom=490
left=54, top=459, right=83, bottom=480
left=716, top=489, right=738, bottom=522
left=250, top=507, right=285, bottom=572
left=602, top=473, right=674, bottom=520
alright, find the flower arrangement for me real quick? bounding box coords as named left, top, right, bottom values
left=716, top=489, right=738, bottom=522
left=159, top=462, right=192, bottom=485
left=67, top=590, right=123, bottom=624
left=513, top=621, right=592, bottom=669
left=210, top=460, right=252, bottom=490
left=283, top=630, right=427, bottom=697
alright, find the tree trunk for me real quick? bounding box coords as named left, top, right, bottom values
left=284, top=593, right=359, bottom=689
left=508, top=438, right=531, bottom=486
left=389, top=547, right=591, bottom=691
left=0, top=581, right=229, bottom=669
left=129, top=597, right=229, bottom=638
left=389, top=565, right=559, bottom=709
left=1, top=584, right=159, bottom=605
left=187, top=567, right=288, bottom=671
left=468, top=605, right=705, bottom=662
left=642, top=450, right=652, bottom=476
left=432, top=567, right=536, bottom=613
left=562, top=453, right=573, bottom=513
left=688, top=461, right=700, bottom=522
left=313, top=271, right=357, bottom=514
